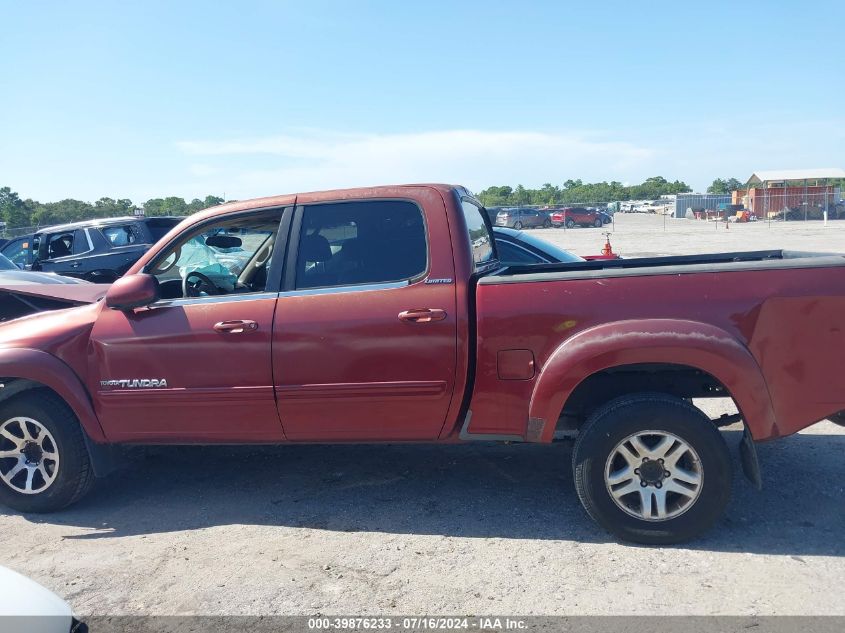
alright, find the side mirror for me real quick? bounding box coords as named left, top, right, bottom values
left=105, top=274, right=160, bottom=310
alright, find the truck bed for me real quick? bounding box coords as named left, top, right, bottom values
left=470, top=248, right=845, bottom=442
left=492, top=249, right=845, bottom=282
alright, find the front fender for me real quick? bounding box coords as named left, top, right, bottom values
left=0, top=348, right=106, bottom=442
left=529, top=319, right=779, bottom=442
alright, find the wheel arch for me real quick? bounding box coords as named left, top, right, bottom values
left=0, top=348, right=106, bottom=443
left=528, top=319, right=778, bottom=442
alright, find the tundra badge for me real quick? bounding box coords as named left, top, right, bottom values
left=100, top=379, right=169, bottom=389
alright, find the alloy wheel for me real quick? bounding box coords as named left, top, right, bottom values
left=604, top=430, right=703, bottom=521
left=0, top=417, right=60, bottom=495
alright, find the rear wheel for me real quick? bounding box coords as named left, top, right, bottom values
left=0, top=392, right=94, bottom=513
left=572, top=393, right=731, bottom=544
left=565, top=218, right=575, bottom=228
left=513, top=221, right=523, bottom=230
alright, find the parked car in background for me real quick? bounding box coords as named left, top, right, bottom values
left=492, top=226, right=584, bottom=266
left=597, top=210, right=612, bottom=225
left=0, top=234, right=36, bottom=269
left=484, top=206, right=503, bottom=224
left=649, top=200, right=674, bottom=215
left=30, top=216, right=182, bottom=283
left=495, top=207, right=551, bottom=230
left=0, top=253, right=87, bottom=286
left=550, top=207, right=603, bottom=228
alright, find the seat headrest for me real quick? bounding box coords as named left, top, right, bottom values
left=300, top=234, right=332, bottom=263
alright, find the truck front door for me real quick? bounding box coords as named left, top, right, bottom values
left=273, top=196, right=458, bottom=441
left=87, top=207, right=288, bottom=442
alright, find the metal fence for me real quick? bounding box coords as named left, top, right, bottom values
left=497, top=189, right=845, bottom=224
left=0, top=225, right=43, bottom=239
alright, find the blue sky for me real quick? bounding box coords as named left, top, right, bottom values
left=1, top=0, right=843, bottom=202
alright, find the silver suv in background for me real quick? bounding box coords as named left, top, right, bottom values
left=494, top=207, right=551, bottom=229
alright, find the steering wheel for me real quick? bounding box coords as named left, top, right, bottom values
left=183, top=271, right=219, bottom=297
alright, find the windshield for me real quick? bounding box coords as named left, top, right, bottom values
left=0, top=254, right=18, bottom=270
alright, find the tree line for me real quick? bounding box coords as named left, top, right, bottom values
left=6, top=174, right=810, bottom=231
left=477, top=176, right=695, bottom=207
left=0, top=186, right=224, bottom=232
left=477, top=176, right=845, bottom=207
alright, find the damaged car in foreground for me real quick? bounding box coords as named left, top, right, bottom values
left=0, top=254, right=106, bottom=322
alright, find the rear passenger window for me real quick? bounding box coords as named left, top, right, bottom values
left=295, top=200, right=427, bottom=290
left=102, top=225, right=138, bottom=246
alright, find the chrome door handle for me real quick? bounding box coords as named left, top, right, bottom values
left=213, top=320, right=258, bottom=333
left=398, top=308, right=447, bottom=323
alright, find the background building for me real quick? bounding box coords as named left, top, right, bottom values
left=735, top=168, right=845, bottom=220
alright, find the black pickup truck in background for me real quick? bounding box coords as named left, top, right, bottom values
left=28, top=216, right=181, bottom=282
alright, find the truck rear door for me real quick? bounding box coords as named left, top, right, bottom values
left=273, top=190, right=458, bottom=441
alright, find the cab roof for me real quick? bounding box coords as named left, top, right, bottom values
left=183, top=184, right=467, bottom=224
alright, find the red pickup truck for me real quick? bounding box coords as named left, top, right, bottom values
left=1, top=184, right=843, bottom=543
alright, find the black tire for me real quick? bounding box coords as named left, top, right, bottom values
left=593, top=218, right=603, bottom=227
left=572, top=393, right=731, bottom=544
left=0, top=391, right=94, bottom=513
left=513, top=221, right=523, bottom=230
left=831, top=411, right=845, bottom=427
left=565, top=218, right=575, bottom=228
left=543, top=219, right=552, bottom=228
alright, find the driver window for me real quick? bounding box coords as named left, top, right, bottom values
left=148, top=211, right=282, bottom=300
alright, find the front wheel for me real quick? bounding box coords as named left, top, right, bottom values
left=572, top=393, right=731, bottom=544
left=543, top=219, right=552, bottom=228
left=593, top=218, right=603, bottom=227
left=0, top=392, right=94, bottom=513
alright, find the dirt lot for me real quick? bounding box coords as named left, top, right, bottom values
left=534, top=213, right=845, bottom=258
left=1, top=214, right=844, bottom=617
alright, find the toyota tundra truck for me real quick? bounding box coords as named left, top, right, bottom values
left=1, top=184, right=844, bottom=544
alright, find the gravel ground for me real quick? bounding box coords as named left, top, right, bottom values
left=1, top=214, right=843, bottom=617
left=530, top=213, right=845, bottom=258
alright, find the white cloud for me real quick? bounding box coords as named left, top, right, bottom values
left=175, top=129, right=655, bottom=198
left=188, top=164, right=223, bottom=177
